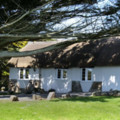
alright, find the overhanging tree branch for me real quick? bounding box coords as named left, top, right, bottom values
left=0, top=0, right=120, bottom=58
left=0, top=0, right=54, bottom=30
left=0, top=40, right=79, bottom=58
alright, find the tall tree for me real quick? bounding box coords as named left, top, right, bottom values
left=0, top=0, right=120, bottom=57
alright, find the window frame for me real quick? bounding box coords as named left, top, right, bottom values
left=56, top=69, right=68, bottom=80
left=82, top=68, right=86, bottom=81
left=63, top=69, right=67, bottom=79
left=57, top=69, right=61, bottom=79
left=20, top=68, right=24, bottom=79
left=82, top=68, right=92, bottom=81
left=87, top=69, right=92, bottom=81
left=19, top=68, right=30, bottom=80
left=25, top=69, right=29, bottom=79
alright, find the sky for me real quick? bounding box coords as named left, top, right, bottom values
left=52, top=0, right=118, bottom=36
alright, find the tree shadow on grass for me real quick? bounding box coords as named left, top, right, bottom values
left=51, top=96, right=120, bottom=103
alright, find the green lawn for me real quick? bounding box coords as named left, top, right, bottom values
left=0, top=96, right=120, bottom=120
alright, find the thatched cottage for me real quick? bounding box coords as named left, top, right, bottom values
left=8, top=37, right=120, bottom=93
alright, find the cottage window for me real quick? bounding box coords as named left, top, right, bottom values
left=88, top=69, right=92, bottom=80
left=63, top=70, right=67, bottom=78
left=82, top=68, right=92, bottom=81
left=57, top=69, right=67, bottom=79
left=82, top=68, right=85, bottom=81
left=19, top=68, right=29, bottom=79
left=25, top=69, right=29, bottom=79
left=57, top=69, right=61, bottom=78
left=20, top=69, right=23, bottom=79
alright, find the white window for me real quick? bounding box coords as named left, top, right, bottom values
left=82, top=68, right=92, bottom=81
left=19, top=68, right=29, bottom=79
left=57, top=69, right=67, bottom=79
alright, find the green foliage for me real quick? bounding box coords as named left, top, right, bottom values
left=2, top=71, right=9, bottom=76
left=0, top=41, right=28, bottom=89
left=4, top=41, right=28, bottom=51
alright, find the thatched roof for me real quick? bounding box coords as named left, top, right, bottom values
left=9, top=37, right=120, bottom=68
left=8, top=41, right=58, bottom=67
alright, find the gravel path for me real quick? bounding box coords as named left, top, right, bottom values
left=0, top=92, right=92, bottom=101
left=0, top=94, right=33, bottom=101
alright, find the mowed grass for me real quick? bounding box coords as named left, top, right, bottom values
left=0, top=96, right=120, bottom=120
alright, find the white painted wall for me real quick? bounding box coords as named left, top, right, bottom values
left=9, top=66, right=120, bottom=92
left=29, top=69, right=40, bottom=80
left=69, top=68, right=93, bottom=92
left=40, top=67, right=120, bottom=92
left=9, top=67, right=40, bottom=88
left=41, top=68, right=71, bottom=93
left=93, top=67, right=120, bottom=91
left=17, top=80, right=29, bottom=88
left=81, top=82, right=93, bottom=92
left=9, top=68, right=40, bottom=80
left=68, top=68, right=82, bottom=81
left=9, top=67, right=19, bottom=80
